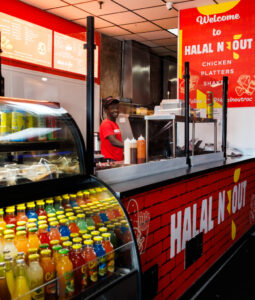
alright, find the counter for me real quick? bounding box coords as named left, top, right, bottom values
left=105, top=155, right=255, bottom=299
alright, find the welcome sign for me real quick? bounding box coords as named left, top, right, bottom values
left=179, top=0, right=255, bottom=108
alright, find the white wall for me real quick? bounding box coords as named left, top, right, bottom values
left=2, top=65, right=100, bottom=143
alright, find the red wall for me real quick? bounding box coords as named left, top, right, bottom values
left=123, top=160, right=255, bottom=299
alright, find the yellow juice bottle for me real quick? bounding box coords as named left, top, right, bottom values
left=14, top=259, right=31, bottom=300
left=5, top=257, right=15, bottom=299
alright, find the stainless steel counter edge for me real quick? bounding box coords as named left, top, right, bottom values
left=105, top=155, right=255, bottom=198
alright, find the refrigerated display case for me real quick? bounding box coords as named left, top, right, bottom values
left=0, top=97, right=142, bottom=300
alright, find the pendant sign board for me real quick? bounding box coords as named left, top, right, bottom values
left=179, top=0, right=255, bottom=108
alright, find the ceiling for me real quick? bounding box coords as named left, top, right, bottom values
left=20, top=0, right=234, bottom=58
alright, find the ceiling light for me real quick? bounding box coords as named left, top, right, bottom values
left=168, top=28, right=178, bottom=36
left=41, top=77, right=47, bottom=82
left=65, top=45, right=72, bottom=51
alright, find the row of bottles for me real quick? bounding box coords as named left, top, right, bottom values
left=0, top=105, right=57, bottom=141
left=124, top=135, right=146, bottom=165
left=0, top=185, right=133, bottom=299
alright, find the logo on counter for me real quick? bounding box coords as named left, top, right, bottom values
left=127, top=199, right=150, bottom=254
left=170, top=167, right=247, bottom=258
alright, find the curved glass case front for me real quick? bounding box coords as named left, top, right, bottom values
left=0, top=97, right=84, bottom=187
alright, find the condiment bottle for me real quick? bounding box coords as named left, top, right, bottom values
left=137, top=135, right=146, bottom=164
left=130, top=138, right=137, bottom=164
left=124, top=138, right=131, bottom=165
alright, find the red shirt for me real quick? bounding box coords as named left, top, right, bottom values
left=99, top=118, right=124, bottom=161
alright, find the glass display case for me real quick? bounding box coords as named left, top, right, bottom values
left=0, top=97, right=141, bottom=300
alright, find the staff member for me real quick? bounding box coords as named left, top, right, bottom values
left=99, top=96, right=124, bottom=161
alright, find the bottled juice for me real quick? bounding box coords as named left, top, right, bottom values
left=27, top=254, right=44, bottom=300
left=106, top=224, right=118, bottom=249
left=82, top=240, right=98, bottom=285
left=99, top=206, right=109, bottom=223
left=114, top=222, right=124, bottom=246
left=0, top=210, right=6, bottom=230
left=59, top=219, right=71, bottom=237
left=15, top=230, right=28, bottom=254
left=5, top=207, right=16, bottom=227
left=93, top=236, right=106, bottom=280
left=28, top=227, right=40, bottom=249
left=17, top=205, right=28, bottom=222
left=106, top=204, right=115, bottom=221
left=54, top=196, right=64, bottom=212
left=40, top=249, right=57, bottom=299
left=82, top=191, right=90, bottom=204
left=38, top=224, right=50, bottom=245
left=3, top=235, right=17, bottom=259
left=45, top=199, right=56, bottom=215
left=69, top=194, right=78, bottom=208
left=76, top=214, right=87, bottom=231
left=89, top=190, right=98, bottom=202
left=14, top=259, right=31, bottom=300
left=95, top=188, right=104, bottom=201
left=36, top=201, right=47, bottom=217
left=52, top=245, right=62, bottom=265
left=84, top=209, right=95, bottom=227
left=62, top=195, right=72, bottom=209
left=56, top=249, right=74, bottom=300
left=49, top=221, right=61, bottom=242
left=92, top=208, right=101, bottom=225
left=0, top=261, right=11, bottom=300
left=68, top=216, right=79, bottom=234
left=26, top=203, right=38, bottom=220
left=69, top=244, right=87, bottom=293
left=102, top=233, right=115, bottom=275
left=137, top=134, right=146, bottom=164
left=5, top=257, right=15, bottom=299
left=76, top=191, right=85, bottom=206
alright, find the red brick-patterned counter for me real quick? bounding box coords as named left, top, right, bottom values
left=111, top=157, right=255, bottom=299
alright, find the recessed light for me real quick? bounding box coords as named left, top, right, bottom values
left=41, top=77, right=47, bottom=82
left=168, top=28, right=178, bottom=36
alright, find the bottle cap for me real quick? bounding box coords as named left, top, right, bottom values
left=93, top=236, right=103, bottom=242
left=47, top=213, right=56, bottom=218
left=63, top=195, right=70, bottom=200
left=77, top=213, right=85, bottom=218
left=69, top=216, right=77, bottom=221
left=49, top=221, right=58, bottom=226
left=38, top=216, right=47, bottom=220
left=59, top=218, right=68, bottom=224
left=28, top=254, right=39, bottom=260
left=72, top=244, right=82, bottom=250
left=82, top=234, right=92, bottom=240
left=102, top=232, right=111, bottom=239
left=17, top=205, right=26, bottom=210
left=87, top=226, right=95, bottom=232
left=6, top=224, right=15, bottom=229
left=70, top=233, right=79, bottom=238
left=28, top=248, right=38, bottom=254
left=59, top=249, right=69, bottom=255
left=41, top=249, right=51, bottom=256
left=55, top=196, right=62, bottom=201
left=66, top=212, right=74, bottom=217
left=60, top=236, right=69, bottom=242
left=50, top=240, right=60, bottom=246
left=91, top=230, right=100, bottom=236
left=39, top=244, right=49, bottom=249
left=46, top=199, right=54, bottom=204
left=4, top=229, right=14, bottom=235
left=27, top=223, right=37, bottom=229
left=99, top=227, right=107, bottom=233
left=16, top=226, right=26, bottom=231
left=48, top=217, right=57, bottom=223
left=17, top=221, right=27, bottom=226
left=28, top=218, right=37, bottom=223
left=38, top=224, right=48, bottom=230
left=38, top=220, right=47, bottom=226
left=56, top=211, right=64, bottom=215
left=63, top=241, right=72, bottom=247
left=79, top=230, right=87, bottom=235
left=73, top=237, right=82, bottom=243
left=28, top=227, right=37, bottom=233
left=77, top=191, right=83, bottom=197
left=52, top=245, right=62, bottom=251
left=84, top=239, right=93, bottom=246
left=27, top=203, right=35, bottom=208
left=4, top=234, right=14, bottom=240
left=16, top=230, right=26, bottom=236
left=57, top=215, right=65, bottom=220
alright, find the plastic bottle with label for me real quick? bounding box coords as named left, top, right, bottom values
left=124, top=138, right=131, bottom=165
left=130, top=138, right=137, bottom=164
left=137, top=135, right=146, bottom=164
left=27, top=254, right=44, bottom=300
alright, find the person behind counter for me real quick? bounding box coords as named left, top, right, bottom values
left=99, top=96, right=124, bottom=162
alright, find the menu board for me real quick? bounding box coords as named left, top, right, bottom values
left=54, top=32, right=99, bottom=78
left=54, top=32, right=86, bottom=75
left=0, top=13, right=52, bottom=67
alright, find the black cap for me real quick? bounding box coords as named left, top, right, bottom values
left=103, top=96, right=119, bottom=109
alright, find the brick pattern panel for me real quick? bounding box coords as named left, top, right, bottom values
left=122, top=161, right=255, bottom=299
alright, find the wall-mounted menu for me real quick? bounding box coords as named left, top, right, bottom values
left=0, top=13, right=52, bottom=67
left=54, top=32, right=86, bottom=75
left=54, top=32, right=99, bottom=78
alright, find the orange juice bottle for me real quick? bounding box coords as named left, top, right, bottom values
left=137, top=135, right=146, bottom=164
left=15, top=230, right=28, bottom=255
left=56, top=249, right=74, bottom=300
left=49, top=221, right=61, bottom=242
left=82, top=240, right=98, bottom=285
left=40, top=249, right=57, bottom=299
left=28, top=227, right=40, bottom=249
left=16, top=205, right=28, bottom=223
left=102, top=233, right=115, bottom=276
left=0, top=211, right=6, bottom=230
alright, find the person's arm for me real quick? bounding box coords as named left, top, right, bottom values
left=106, top=135, right=124, bottom=148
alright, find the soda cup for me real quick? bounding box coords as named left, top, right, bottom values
left=206, top=91, right=213, bottom=119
